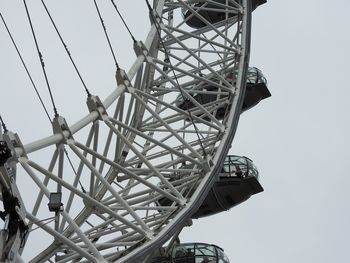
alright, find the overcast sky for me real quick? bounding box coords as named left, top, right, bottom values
left=182, top=1, right=350, bottom=262
left=1, top=0, right=350, bottom=262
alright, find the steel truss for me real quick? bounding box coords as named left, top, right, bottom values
left=0, top=0, right=251, bottom=262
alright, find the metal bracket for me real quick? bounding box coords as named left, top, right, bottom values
left=87, top=95, right=108, bottom=121
left=52, top=116, right=73, bottom=145
left=1, top=132, right=27, bottom=162
left=133, top=40, right=149, bottom=58
left=116, top=68, right=135, bottom=93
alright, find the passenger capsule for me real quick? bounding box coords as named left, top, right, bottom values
left=151, top=243, right=230, bottom=263
left=182, top=0, right=267, bottom=29
left=158, top=155, right=263, bottom=219
left=175, top=67, right=271, bottom=120
left=192, top=155, right=263, bottom=219
left=243, top=67, right=271, bottom=111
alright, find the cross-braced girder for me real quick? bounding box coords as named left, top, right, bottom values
left=0, top=0, right=252, bottom=262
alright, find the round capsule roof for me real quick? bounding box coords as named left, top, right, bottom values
left=172, top=243, right=230, bottom=263
left=222, top=155, right=259, bottom=179
left=246, top=67, right=267, bottom=86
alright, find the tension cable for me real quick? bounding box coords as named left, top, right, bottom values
left=93, top=0, right=120, bottom=69
left=110, top=0, right=136, bottom=43
left=14, top=2, right=87, bottom=192
left=0, top=11, right=52, bottom=122
left=40, top=0, right=91, bottom=97
left=23, top=0, right=59, bottom=118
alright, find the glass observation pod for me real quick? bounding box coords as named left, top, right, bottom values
left=175, top=67, right=271, bottom=120
left=182, top=0, right=267, bottom=29
left=158, top=155, right=263, bottom=219
left=192, top=155, right=263, bottom=218
left=243, top=67, right=270, bottom=111
left=151, top=243, right=230, bottom=263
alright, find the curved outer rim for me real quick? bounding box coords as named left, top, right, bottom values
left=10, top=0, right=251, bottom=262
left=118, top=0, right=252, bottom=262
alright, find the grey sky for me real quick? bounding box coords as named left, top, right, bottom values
left=182, top=1, right=350, bottom=262
left=1, top=0, right=350, bottom=262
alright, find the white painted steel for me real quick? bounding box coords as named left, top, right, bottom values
left=1, top=0, right=252, bottom=262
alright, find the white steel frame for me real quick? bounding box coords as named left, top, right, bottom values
left=0, top=0, right=251, bottom=262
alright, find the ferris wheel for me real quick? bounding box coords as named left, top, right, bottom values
left=0, top=0, right=268, bottom=262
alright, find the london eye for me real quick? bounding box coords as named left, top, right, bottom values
left=0, top=0, right=269, bottom=262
